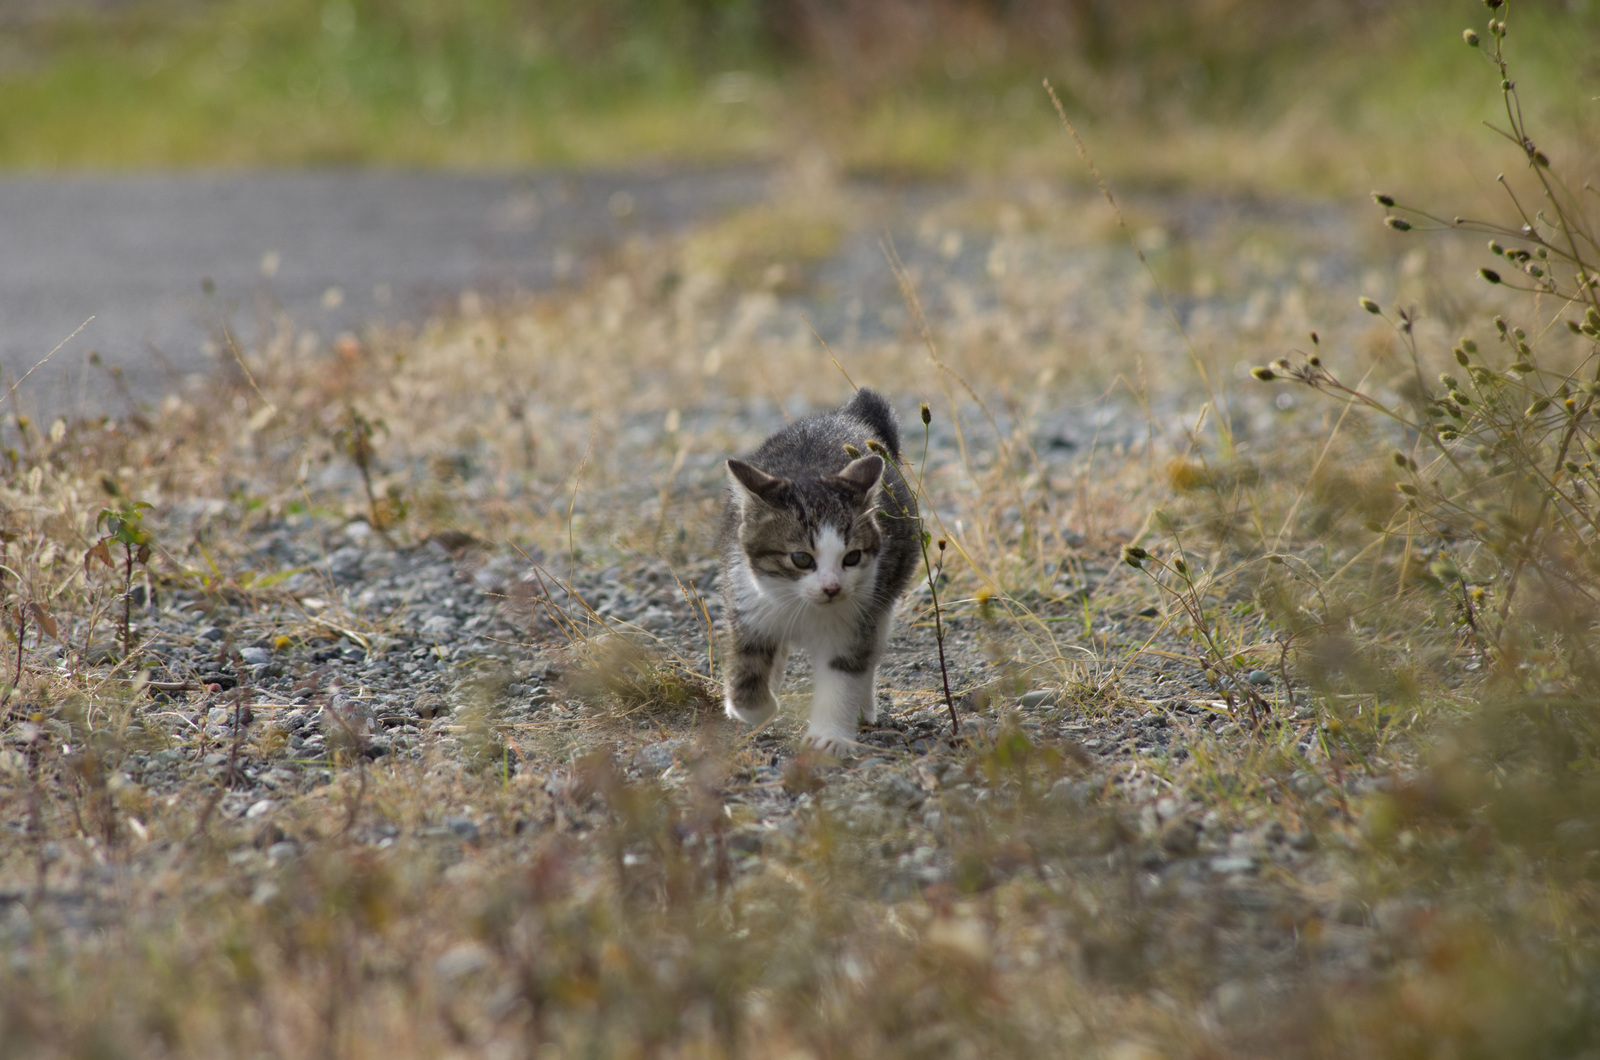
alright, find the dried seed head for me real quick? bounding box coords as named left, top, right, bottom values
left=1391, top=450, right=1408, bottom=468
left=1454, top=346, right=1471, bottom=366
left=1570, top=320, right=1585, bottom=335
left=1513, top=327, right=1526, bottom=340
left=1440, top=373, right=1460, bottom=390
left=1310, top=331, right=1320, bottom=345
left=1397, top=483, right=1420, bottom=496
left=1384, top=216, right=1412, bottom=232
left=920, top=403, right=932, bottom=425
left=937, top=538, right=946, bottom=551
left=1121, top=544, right=1148, bottom=568
left=1372, top=192, right=1396, bottom=207
left=1488, top=240, right=1504, bottom=255
left=1461, top=338, right=1477, bottom=354
left=1173, top=558, right=1188, bottom=575
left=1250, top=366, right=1276, bottom=381
left=1528, top=398, right=1551, bottom=415
left=1308, top=355, right=1322, bottom=367
left=865, top=438, right=887, bottom=456
left=1483, top=0, right=1502, bottom=9
left=1587, top=307, right=1600, bottom=328
left=843, top=443, right=861, bottom=458
left=1494, top=315, right=1508, bottom=333
left=1363, top=519, right=1384, bottom=533
left=1480, top=268, right=1503, bottom=284
left=1449, top=390, right=1472, bottom=407
left=1360, top=297, right=1381, bottom=314
left=1463, top=28, right=1480, bottom=46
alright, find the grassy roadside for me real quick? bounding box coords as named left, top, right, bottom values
left=0, top=0, right=1595, bottom=201
left=2, top=3, right=1600, bottom=1057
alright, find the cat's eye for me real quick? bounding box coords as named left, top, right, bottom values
left=790, top=551, right=815, bottom=569
left=842, top=550, right=863, bottom=567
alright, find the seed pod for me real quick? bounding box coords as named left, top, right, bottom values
left=1461, top=338, right=1477, bottom=354
left=1454, top=346, right=1471, bottom=366
left=1463, top=28, right=1480, bottom=46
left=1586, top=306, right=1600, bottom=328
left=920, top=403, right=932, bottom=425
left=1528, top=398, right=1551, bottom=415
left=1570, top=320, right=1585, bottom=334
left=1480, top=268, right=1502, bottom=284
left=1440, top=373, right=1460, bottom=390
left=1449, top=390, right=1472, bottom=407
left=1250, top=366, right=1276, bottom=381
left=1121, top=544, right=1148, bottom=568
left=1385, top=217, right=1412, bottom=231
left=1360, top=297, right=1381, bottom=314
left=1488, top=240, right=1504, bottom=255
left=1397, top=483, right=1419, bottom=496
left=1372, top=192, right=1396, bottom=207
left=1392, top=450, right=1408, bottom=468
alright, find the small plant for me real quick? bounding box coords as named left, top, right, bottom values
left=85, top=499, right=153, bottom=663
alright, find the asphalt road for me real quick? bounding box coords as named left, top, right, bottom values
left=0, top=167, right=767, bottom=420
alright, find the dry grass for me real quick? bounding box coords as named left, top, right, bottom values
left=3, top=10, right=1600, bottom=1057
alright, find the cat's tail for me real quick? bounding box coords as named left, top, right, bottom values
left=843, top=388, right=902, bottom=460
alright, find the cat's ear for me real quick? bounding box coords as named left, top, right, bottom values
left=727, top=459, right=788, bottom=503
left=833, top=454, right=884, bottom=495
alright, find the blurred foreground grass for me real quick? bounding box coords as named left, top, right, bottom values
left=1, top=0, right=1596, bottom=200
left=3, top=3, right=1600, bottom=1058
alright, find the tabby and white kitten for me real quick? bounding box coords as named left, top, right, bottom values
left=718, top=388, right=920, bottom=752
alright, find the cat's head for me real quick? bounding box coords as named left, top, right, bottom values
left=727, top=454, right=885, bottom=606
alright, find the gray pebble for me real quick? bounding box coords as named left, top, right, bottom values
left=445, top=816, right=481, bottom=842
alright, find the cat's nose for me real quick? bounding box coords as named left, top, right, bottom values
left=822, top=583, right=840, bottom=598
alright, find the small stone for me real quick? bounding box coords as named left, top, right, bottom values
left=239, top=647, right=272, bottom=667
left=266, top=840, right=300, bottom=861
left=414, top=693, right=448, bottom=719
left=632, top=743, right=675, bottom=776
left=245, top=799, right=276, bottom=819
left=1246, top=670, right=1273, bottom=685
left=446, top=816, right=481, bottom=842
left=1288, top=829, right=1317, bottom=851
left=1208, top=855, right=1258, bottom=875
left=876, top=774, right=925, bottom=810
left=1018, top=689, right=1054, bottom=709
left=198, top=626, right=227, bottom=642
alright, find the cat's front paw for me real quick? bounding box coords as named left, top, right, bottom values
left=801, top=728, right=860, bottom=758
left=725, top=688, right=779, bottom=727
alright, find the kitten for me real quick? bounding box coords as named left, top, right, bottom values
left=718, top=388, right=920, bottom=752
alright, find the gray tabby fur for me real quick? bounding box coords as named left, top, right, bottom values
left=717, top=388, right=920, bottom=751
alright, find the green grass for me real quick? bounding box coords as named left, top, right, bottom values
left=2, top=0, right=1595, bottom=200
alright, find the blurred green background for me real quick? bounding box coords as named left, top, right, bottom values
left=1, top=0, right=1596, bottom=195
